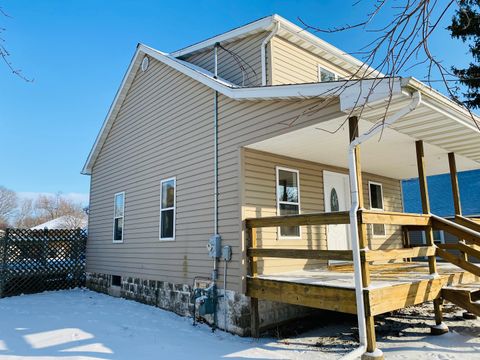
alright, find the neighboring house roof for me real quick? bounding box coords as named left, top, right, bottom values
left=81, top=15, right=480, bottom=176
left=402, top=169, right=480, bottom=217
left=31, top=216, right=88, bottom=230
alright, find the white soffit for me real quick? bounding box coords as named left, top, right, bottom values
left=245, top=117, right=480, bottom=180
left=360, top=92, right=480, bottom=164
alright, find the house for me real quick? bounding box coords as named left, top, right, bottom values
left=82, top=14, right=480, bottom=360
left=30, top=215, right=88, bottom=231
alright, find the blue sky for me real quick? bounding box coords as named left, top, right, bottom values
left=0, top=1, right=473, bottom=205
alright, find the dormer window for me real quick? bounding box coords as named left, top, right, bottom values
left=318, top=65, right=338, bottom=82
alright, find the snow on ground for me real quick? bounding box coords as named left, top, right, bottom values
left=0, top=289, right=478, bottom=359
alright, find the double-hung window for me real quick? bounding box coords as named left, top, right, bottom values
left=369, top=182, right=386, bottom=237
left=160, top=178, right=176, bottom=240
left=276, top=167, right=301, bottom=239
left=113, top=192, right=125, bottom=243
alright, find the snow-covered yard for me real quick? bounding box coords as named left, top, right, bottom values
left=0, top=289, right=478, bottom=359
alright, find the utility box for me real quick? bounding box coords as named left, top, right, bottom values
left=207, top=234, right=222, bottom=258
left=222, top=245, right=232, bottom=261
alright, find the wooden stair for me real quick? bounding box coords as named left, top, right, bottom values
left=432, top=215, right=480, bottom=316
left=442, top=284, right=480, bottom=316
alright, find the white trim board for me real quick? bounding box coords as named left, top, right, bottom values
left=113, top=191, right=125, bottom=243
left=276, top=166, right=302, bottom=240
left=159, top=177, right=176, bottom=241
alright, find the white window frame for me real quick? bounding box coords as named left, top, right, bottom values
left=113, top=192, right=125, bottom=243
left=159, top=177, right=176, bottom=241
left=318, top=65, right=339, bottom=82
left=422, top=229, right=445, bottom=245
left=276, top=166, right=301, bottom=240
left=368, top=181, right=386, bottom=238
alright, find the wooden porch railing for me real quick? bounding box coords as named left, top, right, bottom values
left=245, top=209, right=434, bottom=269
left=245, top=209, right=436, bottom=338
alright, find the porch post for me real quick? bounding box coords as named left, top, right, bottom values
left=448, top=153, right=468, bottom=260
left=349, top=117, right=382, bottom=359
left=448, top=153, right=476, bottom=320
left=248, top=227, right=260, bottom=338
left=415, top=140, right=449, bottom=335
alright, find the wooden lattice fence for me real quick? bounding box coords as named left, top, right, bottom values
left=0, top=228, right=87, bottom=297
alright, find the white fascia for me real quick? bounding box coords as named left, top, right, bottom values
left=171, top=16, right=275, bottom=58
left=145, top=44, right=402, bottom=101
left=81, top=46, right=143, bottom=175
left=402, top=77, right=480, bottom=133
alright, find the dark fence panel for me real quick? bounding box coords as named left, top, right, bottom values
left=0, top=228, right=87, bottom=297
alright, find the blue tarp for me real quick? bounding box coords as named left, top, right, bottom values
left=402, top=169, right=480, bottom=217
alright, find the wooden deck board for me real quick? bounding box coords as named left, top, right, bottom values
left=247, top=262, right=479, bottom=316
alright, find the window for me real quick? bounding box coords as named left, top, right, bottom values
left=160, top=178, right=176, bottom=240
left=433, top=230, right=445, bottom=245
left=369, top=182, right=384, bottom=210
left=111, top=275, right=121, bottom=287
left=423, top=230, right=445, bottom=245
left=369, top=182, right=386, bottom=237
left=113, top=192, right=125, bottom=243
left=318, top=65, right=338, bottom=82
left=276, top=167, right=301, bottom=238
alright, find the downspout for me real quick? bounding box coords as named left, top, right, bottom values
left=261, top=21, right=280, bottom=86
left=214, top=42, right=219, bottom=235
left=212, top=42, right=220, bottom=330
left=343, top=90, right=421, bottom=360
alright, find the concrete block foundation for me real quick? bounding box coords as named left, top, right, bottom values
left=86, top=272, right=314, bottom=336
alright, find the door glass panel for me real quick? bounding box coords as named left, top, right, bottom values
left=330, top=188, right=339, bottom=211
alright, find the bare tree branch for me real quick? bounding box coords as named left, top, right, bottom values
left=0, top=6, right=32, bottom=82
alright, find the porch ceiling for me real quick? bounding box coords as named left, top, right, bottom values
left=245, top=103, right=480, bottom=180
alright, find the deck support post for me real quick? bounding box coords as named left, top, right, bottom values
left=247, top=227, right=260, bottom=338
left=349, top=117, right=383, bottom=360
left=448, top=152, right=468, bottom=262
left=416, top=140, right=449, bottom=335
left=448, top=152, right=476, bottom=319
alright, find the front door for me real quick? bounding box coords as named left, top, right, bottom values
left=323, top=171, right=351, bottom=252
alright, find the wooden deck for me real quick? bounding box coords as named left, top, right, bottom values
left=247, top=262, right=479, bottom=317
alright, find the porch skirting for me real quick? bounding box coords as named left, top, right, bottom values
left=86, top=272, right=314, bottom=336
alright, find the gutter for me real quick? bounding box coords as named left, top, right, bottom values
left=261, top=21, right=280, bottom=86
left=344, top=90, right=421, bottom=359
left=402, top=77, right=480, bottom=132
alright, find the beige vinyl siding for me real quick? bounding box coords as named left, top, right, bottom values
left=362, top=174, right=404, bottom=250
left=270, top=36, right=352, bottom=85
left=243, top=149, right=326, bottom=275
left=88, top=51, right=402, bottom=294
left=88, top=52, right=345, bottom=293
left=179, top=32, right=267, bottom=87
left=242, top=149, right=404, bottom=275
left=87, top=58, right=225, bottom=286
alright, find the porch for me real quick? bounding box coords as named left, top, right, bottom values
left=245, top=209, right=480, bottom=360
left=241, top=88, right=480, bottom=359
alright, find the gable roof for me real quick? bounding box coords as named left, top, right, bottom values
left=82, top=17, right=480, bottom=176
left=171, top=14, right=378, bottom=78
left=81, top=41, right=401, bottom=175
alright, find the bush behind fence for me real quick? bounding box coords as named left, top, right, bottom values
left=0, top=228, right=87, bottom=297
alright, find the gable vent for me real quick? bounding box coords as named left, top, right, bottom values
left=141, top=56, right=149, bottom=72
